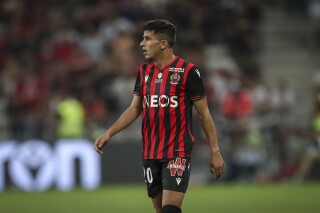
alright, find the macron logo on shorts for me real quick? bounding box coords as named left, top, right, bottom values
left=176, top=178, right=182, bottom=185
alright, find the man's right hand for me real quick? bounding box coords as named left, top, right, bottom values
left=94, top=132, right=111, bottom=154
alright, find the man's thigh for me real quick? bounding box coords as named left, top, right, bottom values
left=143, top=159, right=163, bottom=198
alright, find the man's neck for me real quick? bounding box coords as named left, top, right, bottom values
left=154, top=52, right=176, bottom=69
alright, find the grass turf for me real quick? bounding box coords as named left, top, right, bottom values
left=0, top=183, right=319, bottom=213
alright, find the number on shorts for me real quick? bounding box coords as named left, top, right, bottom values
left=143, top=167, right=153, bottom=183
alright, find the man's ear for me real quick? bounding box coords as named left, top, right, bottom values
left=160, top=40, right=169, bottom=50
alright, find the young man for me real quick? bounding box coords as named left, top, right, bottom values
left=94, top=19, right=225, bottom=213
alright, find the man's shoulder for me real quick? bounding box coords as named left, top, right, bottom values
left=175, top=57, right=196, bottom=69
left=139, top=62, right=155, bottom=70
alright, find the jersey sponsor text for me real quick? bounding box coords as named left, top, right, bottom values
left=143, top=95, right=178, bottom=108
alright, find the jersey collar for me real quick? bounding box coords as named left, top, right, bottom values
left=153, top=56, right=178, bottom=70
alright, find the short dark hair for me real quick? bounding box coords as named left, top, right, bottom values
left=143, top=19, right=176, bottom=47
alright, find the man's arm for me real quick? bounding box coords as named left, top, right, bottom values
left=193, top=98, right=225, bottom=179
left=94, top=95, right=143, bottom=154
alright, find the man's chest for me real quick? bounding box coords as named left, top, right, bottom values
left=141, top=68, right=186, bottom=96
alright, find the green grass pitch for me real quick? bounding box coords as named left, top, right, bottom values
left=1, top=183, right=319, bottom=213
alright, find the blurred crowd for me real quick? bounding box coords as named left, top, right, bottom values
left=0, top=0, right=319, bottom=182
left=309, top=0, right=320, bottom=48
left=304, top=0, right=320, bottom=182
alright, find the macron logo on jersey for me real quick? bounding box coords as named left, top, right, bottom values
left=195, top=69, right=201, bottom=78
left=155, top=73, right=163, bottom=83
left=143, top=95, right=178, bottom=108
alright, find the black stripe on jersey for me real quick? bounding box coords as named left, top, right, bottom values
left=162, top=80, right=171, bottom=159
left=145, top=66, right=155, bottom=159
left=152, top=69, right=161, bottom=159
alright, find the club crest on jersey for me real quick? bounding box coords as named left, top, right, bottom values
left=170, top=73, right=180, bottom=85
left=155, top=72, right=163, bottom=83
left=145, top=75, right=149, bottom=82
left=167, top=158, right=186, bottom=176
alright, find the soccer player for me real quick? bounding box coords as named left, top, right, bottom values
left=94, top=19, right=225, bottom=213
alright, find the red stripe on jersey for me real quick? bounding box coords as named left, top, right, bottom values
left=142, top=65, right=152, bottom=159
left=156, top=67, right=170, bottom=159
left=139, top=65, right=143, bottom=92
left=168, top=59, right=185, bottom=158
left=178, top=93, right=186, bottom=158
left=148, top=68, right=158, bottom=159
left=178, top=63, right=194, bottom=157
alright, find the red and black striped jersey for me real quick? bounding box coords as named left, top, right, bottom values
left=133, top=56, right=206, bottom=160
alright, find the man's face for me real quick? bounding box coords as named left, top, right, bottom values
left=140, top=30, right=162, bottom=60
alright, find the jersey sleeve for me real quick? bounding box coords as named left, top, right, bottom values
left=186, top=66, right=206, bottom=101
left=133, top=66, right=142, bottom=96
